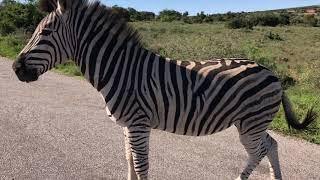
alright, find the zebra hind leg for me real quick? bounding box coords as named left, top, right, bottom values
left=266, top=134, right=282, bottom=180
left=236, top=128, right=273, bottom=180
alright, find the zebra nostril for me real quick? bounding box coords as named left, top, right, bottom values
left=12, top=61, right=21, bottom=72
left=13, top=54, right=27, bottom=73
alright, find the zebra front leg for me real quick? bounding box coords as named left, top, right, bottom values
left=124, top=128, right=138, bottom=180
left=124, top=126, right=151, bottom=180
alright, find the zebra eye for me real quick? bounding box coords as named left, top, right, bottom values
left=39, top=28, right=53, bottom=36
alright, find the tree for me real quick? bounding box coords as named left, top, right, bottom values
left=181, top=11, right=191, bottom=23
left=182, top=11, right=189, bottom=17
left=0, top=0, right=45, bottom=35
left=198, top=11, right=206, bottom=20
left=0, top=0, right=16, bottom=6
left=112, top=5, right=130, bottom=21
left=128, top=7, right=141, bottom=21
left=140, top=11, right=155, bottom=21
left=128, top=7, right=155, bottom=21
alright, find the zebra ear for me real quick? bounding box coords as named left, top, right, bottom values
left=58, top=0, right=72, bottom=13
left=39, top=0, right=57, bottom=12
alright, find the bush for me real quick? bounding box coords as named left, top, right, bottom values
left=158, top=10, right=182, bottom=22
left=279, top=74, right=296, bottom=90
left=0, top=21, right=16, bottom=35
left=279, top=13, right=290, bottom=25
left=182, top=17, right=192, bottom=24
left=0, top=0, right=45, bottom=35
left=303, top=14, right=318, bottom=27
left=112, top=5, right=130, bottom=21
left=265, top=31, right=283, bottom=41
left=139, top=11, right=156, bottom=21
left=226, top=17, right=253, bottom=29
left=290, top=15, right=304, bottom=25
left=257, top=13, right=281, bottom=27
left=226, top=13, right=288, bottom=29
left=128, top=8, right=155, bottom=21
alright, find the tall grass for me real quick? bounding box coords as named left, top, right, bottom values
left=0, top=32, right=27, bottom=58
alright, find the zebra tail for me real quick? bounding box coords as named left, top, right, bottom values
left=281, top=92, right=317, bottom=130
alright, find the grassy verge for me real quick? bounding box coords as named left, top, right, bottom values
left=273, top=86, right=320, bottom=144
left=1, top=22, right=319, bottom=144
left=0, top=33, right=27, bottom=59
left=54, top=62, right=82, bottom=77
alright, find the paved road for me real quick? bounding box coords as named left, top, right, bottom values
left=0, top=57, right=319, bottom=180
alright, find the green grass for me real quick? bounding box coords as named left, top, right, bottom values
left=54, top=62, right=82, bottom=77
left=1, top=22, right=319, bottom=143
left=273, top=86, right=320, bottom=144
left=0, top=33, right=26, bottom=58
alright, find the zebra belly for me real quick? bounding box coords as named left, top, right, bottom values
left=151, top=80, right=282, bottom=137
left=152, top=109, right=234, bottom=136
left=151, top=91, right=236, bottom=136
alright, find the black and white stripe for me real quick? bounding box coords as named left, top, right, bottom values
left=14, top=0, right=317, bottom=180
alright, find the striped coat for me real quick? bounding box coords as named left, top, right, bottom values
left=12, top=0, right=316, bottom=180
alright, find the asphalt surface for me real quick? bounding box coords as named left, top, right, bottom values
left=0, top=57, right=320, bottom=180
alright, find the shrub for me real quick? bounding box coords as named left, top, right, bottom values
left=265, top=31, right=283, bottom=41
left=158, top=10, right=182, bottom=22
left=0, top=0, right=45, bottom=35
left=290, top=15, right=304, bottom=25
left=189, top=16, right=203, bottom=24
left=303, top=14, right=318, bottom=27
left=139, top=11, right=156, bottom=21
left=0, top=21, right=16, bottom=35
left=182, top=17, right=192, bottom=24
left=257, top=13, right=281, bottom=27
left=279, top=74, right=296, bottom=90
left=278, top=13, right=291, bottom=25
left=128, top=8, right=155, bottom=21
left=226, top=16, right=253, bottom=29
left=112, top=5, right=130, bottom=21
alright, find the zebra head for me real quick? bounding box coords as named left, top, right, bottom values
left=13, top=0, right=73, bottom=82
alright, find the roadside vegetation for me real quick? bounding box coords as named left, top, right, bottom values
left=0, top=0, right=319, bottom=143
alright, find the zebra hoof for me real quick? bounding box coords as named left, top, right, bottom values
left=235, top=176, right=249, bottom=180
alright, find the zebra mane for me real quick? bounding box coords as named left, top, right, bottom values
left=39, top=0, right=142, bottom=46
left=80, top=0, right=142, bottom=46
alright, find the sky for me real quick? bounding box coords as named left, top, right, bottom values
left=102, top=0, right=320, bottom=15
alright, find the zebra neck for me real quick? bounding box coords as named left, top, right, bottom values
left=97, top=44, right=157, bottom=119
left=79, top=39, right=152, bottom=96
left=70, top=1, right=143, bottom=95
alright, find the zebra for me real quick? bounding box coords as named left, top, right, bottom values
left=12, top=0, right=317, bottom=179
